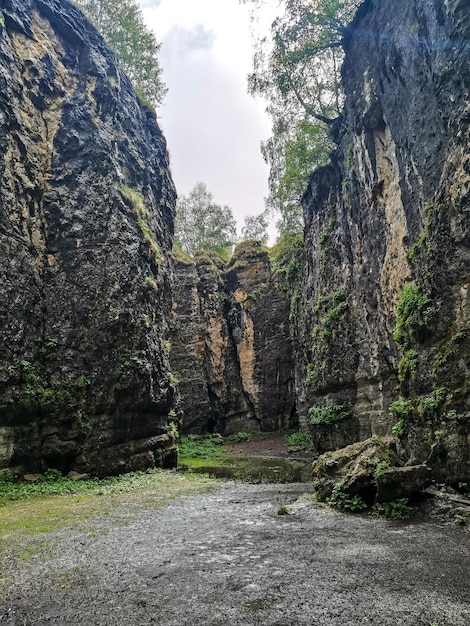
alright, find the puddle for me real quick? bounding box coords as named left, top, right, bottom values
left=178, top=456, right=312, bottom=483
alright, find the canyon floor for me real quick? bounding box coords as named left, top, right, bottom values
left=1, top=474, right=469, bottom=626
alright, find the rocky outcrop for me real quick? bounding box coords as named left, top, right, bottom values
left=226, top=242, right=296, bottom=432
left=297, top=0, right=470, bottom=483
left=170, top=242, right=297, bottom=434
left=0, top=0, right=177, bottom=475
left=170, top=251, right=257, bottom=434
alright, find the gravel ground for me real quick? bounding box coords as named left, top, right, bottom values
left=1, top=479, right=469, bottom=625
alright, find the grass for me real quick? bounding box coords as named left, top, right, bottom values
left=0, top=470, right=217, bottom=541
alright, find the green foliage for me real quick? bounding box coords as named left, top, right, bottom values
left=178, top=435, right=225, bottom=460
left=285, top=431, right=315, bottom=451
left=175, top=182, right=237, bottom=258
left=309, top=403, right=350, bottom=425
left=398, top=349, right=419, bottom=382
left=391, top=419, right=405, bottom=438
left=277, top=504, right=289, bottom=515
left=389, top=400, right=413, bottom=420
left=74, top=0, right=166, bottom=107
left=312, top=290, right=347, bottom=339
left=241, top=213, right=269, bottom=245
left=389, top=499, right=414, bottom=520
left=0, top=468, right=174, bottom=504
left=329, top=483, right=367, bottom=512
left=262, top=118, right=332, bottom=234
left=228, top=431, right=255, bottom=443
left=16, top=353, right=91, bottom=430
left=393, top=283, right=435, bottom=349
left=242, top=0, right=361, bottom=234
left=269, top=232, right=304, bottom=283
left=305, top=362, right=318, bottom=386
left=121, top=185, right=163, bottom=264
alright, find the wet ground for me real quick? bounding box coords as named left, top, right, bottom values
left=1, top=478, right=469, bottom=625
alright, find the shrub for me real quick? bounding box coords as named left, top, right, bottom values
left=285, top=432, right=315, bottom=452
left=309, top=404, right=351, bottom=425
left=329, top=484, right=367, bottom=512
left=393, top=283, right=435, bottom=348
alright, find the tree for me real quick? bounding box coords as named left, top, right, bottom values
left=241, top=0, right=361, bottom=235
left=241, top=213, right=269, bottom=245
left=175, top=183, right=237, bottom=259
left=74, top=0, right=167, bottom=106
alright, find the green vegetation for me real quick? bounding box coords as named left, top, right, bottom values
left=241, top=213, right=269, bottom=245
left=312, top=290, right=347, bottom=339
left=393, top=283, right=435, bottom=349
left=228, top=431, right=256, bottom=443
left=309, top=403, right=350, bottom=425
left=74, top=0, right=166, bottom=107
left=242, top=0, right=361, bottom=234
left=285, top=431, right=315, bottom=452
left=269, top=232, right=304, bottom=284
left=390, top=399, right=413, bottom=420
left=391, top=419, right=405, bottom=438
left=178, top=435, right=226, bottom=464
left=388, top=499, right=414, bottom=520
left=0, top=470, right=216, bottom=541
left=120, top=185, right=163, bottom=265
left=277, top=504, right=289, bottom=515
left=318, top=217, right=337, bottom=266
left=174, top=182, right=237, bottom=259
left=329, top=483, right=367, bottom=512
left=397, top=349, right=419, bottom=382
left=13, top=351, right=91, bottom=433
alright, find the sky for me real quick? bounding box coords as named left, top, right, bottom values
left=137, top=0, right=277, bottom=237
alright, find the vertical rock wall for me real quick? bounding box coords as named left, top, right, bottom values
left=298, top=0, right=469, bottom=480
left=170, top=243, right=297, bottom=435
left=0, top=0, right=177, bottom=475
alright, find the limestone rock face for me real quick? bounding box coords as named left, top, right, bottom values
left=171, top=243, right=296, bottom=434
left=298, top=0, right=470, bottom=482
left=0, top=0, right=177, bottom=474
left=226, top=242, right=296, bottom=432
left=170, top=252, right=257, bottom=435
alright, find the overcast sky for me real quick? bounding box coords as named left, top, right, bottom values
left=138, top=0, right=277, bottom=236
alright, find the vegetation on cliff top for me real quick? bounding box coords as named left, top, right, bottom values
left=241, top=0, right=361, bottom=235
left=74, top=0, right=166, bottom=106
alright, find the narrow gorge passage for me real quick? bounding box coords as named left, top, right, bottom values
left=1, top=480, right=469, bottom=626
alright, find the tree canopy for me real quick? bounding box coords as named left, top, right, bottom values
left=74, top=0, right=167, bottom=107
left=174, top=183, right=237, bottom=259
left=241, top=213, right=269, bottom=245
left=241, top=0, right=361, bottom=235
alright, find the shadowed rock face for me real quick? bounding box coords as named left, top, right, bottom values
left=298, top=0, right=469, bottom=481
left=0, top=0, right=177, bottom=475
left=170, top=243, right=297, bottom=435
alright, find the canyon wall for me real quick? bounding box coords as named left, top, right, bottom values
left=299, top=0, right=469, bottom=482
left=170, top=242, right=297, bottom=435
left=0, top=0, right=177, bottom=475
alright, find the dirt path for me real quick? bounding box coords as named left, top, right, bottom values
left=1, top=478, right=469, bottom=625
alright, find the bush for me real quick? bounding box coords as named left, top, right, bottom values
left=309, top=404, right=351, bottom=425
left=329, top=484, right=367, bottom=512
left=393, top=283, right=435, bottom=348
left=285, top=432, right=315, bottom=452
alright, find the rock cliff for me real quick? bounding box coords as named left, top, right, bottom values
left=299, top=0, right=469, bottom=482
left=0, top=0, right=177, bottom=475
left=170, top=242, right=296, bottom=435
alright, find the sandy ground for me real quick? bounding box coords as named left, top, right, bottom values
left=1, top=478, right=469, bottom=626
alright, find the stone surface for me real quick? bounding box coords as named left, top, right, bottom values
left=170, top=242, right=297, bottom=434
left=0, top=0, right=176, bottom=474
left=297, top=0, right=470, bottom=483
left=312, top=437, right=399, bottom=503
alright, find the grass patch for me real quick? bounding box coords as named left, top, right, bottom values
left=0, top=470, right=216, bottom=541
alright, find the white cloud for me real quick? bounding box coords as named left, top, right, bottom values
left=163, top=24, right=215, bottom=58
left=139, top=0, right=277, bottom=236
